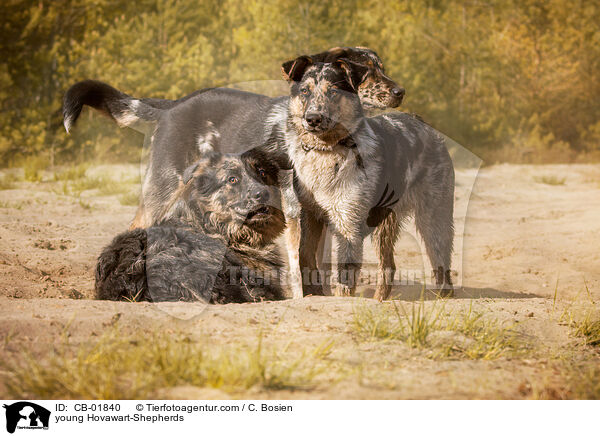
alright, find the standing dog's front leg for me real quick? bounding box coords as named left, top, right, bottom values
left=280, top=170, right=304, bottom=299
left=299, top=210, right=325, bottom=296
left=285, top=216, right=303, bottom=299
left=334, top=234, right=364, bottom=296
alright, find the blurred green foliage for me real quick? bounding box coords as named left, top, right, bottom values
left=1, top=0, right=599, bottom=167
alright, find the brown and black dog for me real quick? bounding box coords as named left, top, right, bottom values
left=95, top=148, right=286, bottom=303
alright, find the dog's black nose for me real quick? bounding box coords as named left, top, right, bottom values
left=392, top=87, right=405, bottom=98
left=305, top=113, right=323, bottom=127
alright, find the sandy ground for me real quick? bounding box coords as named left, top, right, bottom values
left=0, top=163, right=599, bottom=399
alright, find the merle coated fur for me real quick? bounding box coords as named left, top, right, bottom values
left=281, top=58, right=455, bottom=299
left=62, top=47, right=403, bottom=229
left=95, top=150, right=286, bottom=303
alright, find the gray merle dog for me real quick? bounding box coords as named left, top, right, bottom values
left=95, top=149, right=286, bottom=303
left=281, top=56, right=455, bottom=300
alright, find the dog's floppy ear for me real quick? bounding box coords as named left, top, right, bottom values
left=241, top=148, right=280, bottom=186
left=281, top=55, right=313, bottom=82
left=335, top=58, right=370, bottom=91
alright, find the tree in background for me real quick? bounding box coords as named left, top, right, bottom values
left=0, top=0, right=598, bottom=166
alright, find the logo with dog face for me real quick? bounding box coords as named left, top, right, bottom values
left=2, top=402, right=50, bottom=433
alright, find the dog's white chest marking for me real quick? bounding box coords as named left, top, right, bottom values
left=293, top=144, right=374, bottom=238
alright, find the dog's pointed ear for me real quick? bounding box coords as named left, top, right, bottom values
left=281, top=55, right=313, bottom=82
left=182, top=162, right=200, bottom=185
left=335, top=58, right=370, bottom=91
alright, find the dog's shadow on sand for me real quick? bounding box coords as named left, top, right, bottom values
left=354, top=284, right=540, bottom=301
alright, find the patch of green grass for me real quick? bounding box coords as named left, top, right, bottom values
left=396, top=301, right=444, bottom=348
left=118, top=191, right=140, bottom=206
left=353, top=301, right=524, bottom=359
left=353, top=300, right=444, bottom=348
left=561, top=285, right=600, bottom=347
left=2, top=329, right=334, bottom=399
left=573, top=316, right=600, bottom=347
left=534, top=175, right=566, bottom=186
left=444, top=305, right=522, bottom=359
left=352, top=302, right=405, bottom=341
left=566, top=309, right=600, bottom=347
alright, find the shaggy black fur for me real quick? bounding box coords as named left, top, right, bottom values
left=95, top=221, right=284, bottom=303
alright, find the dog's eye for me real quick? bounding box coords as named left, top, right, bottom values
left=330, top=88, right=339, bottom=95
left=228, top=176, right=239, bottom=184
left=301, top=87, right=310, bottom=96
left=258, top=169, right=266, bottom=178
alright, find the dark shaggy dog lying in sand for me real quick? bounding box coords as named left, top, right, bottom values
left=95, top=150, right=286, bottom=303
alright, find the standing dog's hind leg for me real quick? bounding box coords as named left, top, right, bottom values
left=415, top=190, right=455, bottom=298
left=315, top=224, right=333, bottom=295
left=299, top=211, right=325, bottom=296
left=372, top=211, right=400, bottom=301
left=334, top=234, right=364, bottom=297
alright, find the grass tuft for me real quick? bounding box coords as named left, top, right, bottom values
left=2, top=329, right=334, bottom=399
left=445, top=305, right=522, bottom=359
left=569, top=311, right=600, bottom=347
left=395, top=300, right=444, bottom=348
left=534, top=175, right=566, bottom=186
left=562, top=288, right=600, bottom=347
left=353, top=300, right=524, bottom=359
left=352, top=300, right=444, bottom=348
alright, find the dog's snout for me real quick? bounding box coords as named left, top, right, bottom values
left=251, top=187, right=269, bottom=202
left=305, top=112, right=323, bottom=128
left=392, top=87, right=405, bottom=98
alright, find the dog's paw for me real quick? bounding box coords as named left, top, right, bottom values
left=373, top=287, right=390, bottom=302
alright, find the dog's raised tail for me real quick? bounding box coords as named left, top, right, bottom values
left=63, top=80, right=161, bottom=133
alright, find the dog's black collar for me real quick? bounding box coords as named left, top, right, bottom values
left=301, top=135, right=357, bottom=152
